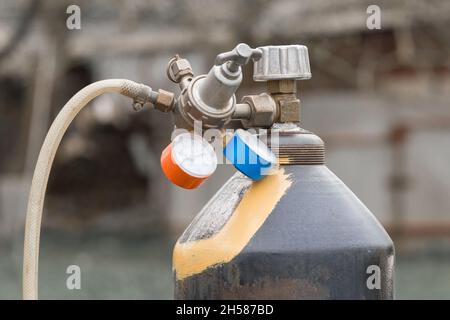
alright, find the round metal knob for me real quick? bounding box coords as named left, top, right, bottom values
left=253, top=45, right=311, bottom=81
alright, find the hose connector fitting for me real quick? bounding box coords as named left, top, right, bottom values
left=119, top=82, right=154, bottom=111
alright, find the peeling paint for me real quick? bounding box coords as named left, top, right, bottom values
left=173, top=168, right=292, bottom=280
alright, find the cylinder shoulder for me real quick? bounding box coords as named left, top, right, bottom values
left=244, top=164, right=394, bottom=254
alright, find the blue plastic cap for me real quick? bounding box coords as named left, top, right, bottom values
left=223, top=129, right=277, bottom=181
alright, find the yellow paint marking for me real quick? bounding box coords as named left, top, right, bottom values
left=173, top=168, right=292, bottom=280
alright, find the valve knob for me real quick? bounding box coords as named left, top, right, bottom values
left=215, top=43, right=262, bottom=71
left=224, top=129, right=277, bottom=181
left=161, top=133, right=217, bottom=189
left=253, top=45, right=311, bottom=81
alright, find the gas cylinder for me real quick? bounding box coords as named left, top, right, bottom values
left=173, top=125, right=394, bottom=299
left=171, top=44, right=394, bottom=299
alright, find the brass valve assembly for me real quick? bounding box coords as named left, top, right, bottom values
left=157, top=43, right=311, bottom=131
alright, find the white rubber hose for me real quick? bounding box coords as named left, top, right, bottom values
left=23, top=79, right=153, bottom=299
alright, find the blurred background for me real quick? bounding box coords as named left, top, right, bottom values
left=1, top=0, right=450, bottom=299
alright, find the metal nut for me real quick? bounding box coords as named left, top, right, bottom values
left=267, top=80, right=297, bottom=94
left=154, top=89, right=175, bottom=113
left=169, top=58, right=194, bottom=82
left=241, top=93, right=277, bottom=128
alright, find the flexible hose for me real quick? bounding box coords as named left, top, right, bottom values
left=23, top=79, right=153, bottom=299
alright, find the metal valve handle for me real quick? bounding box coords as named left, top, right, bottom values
left=215, top=43, right=262, bottom=71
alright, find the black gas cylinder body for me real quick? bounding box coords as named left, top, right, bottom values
left=173, top=126, right=394, bottom=299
